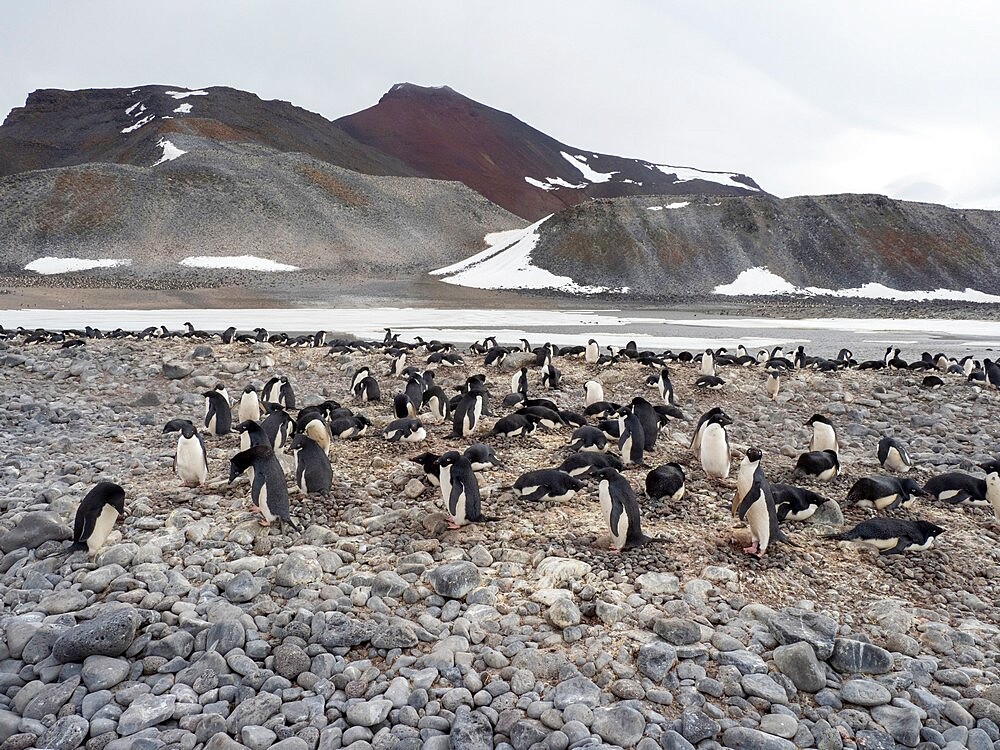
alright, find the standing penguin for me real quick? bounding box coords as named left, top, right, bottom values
left=423, top=384, right=450, bottom=422
left=262, top=376, right=282, bottom=404
left=277, top=376, right=296, bottom=409
left=733, top=448, right=784, bottom=557
left=438, top=451, right=494, bottom=529
left=701, top=349, right=716, bottom=376
left=765, top=371, right=781, bottom=401
left=585, top=339, right=600, bottom=364
left=584, top=380, right=605, bottom=407
left=618, top=410, right=646, bottom=467
left=350, top=366, right=371, bottom=393
left=71, top=482, right=126, bottom=556
left=806, top=414, right=840, bottom=453
left=877, top=436, right=911, bottom=473
left=628, top=397, right=659, bottom=450
left=541, top=361, right=561, bottom=389
left=389, top=350, right=407, bottom=376
left=229, top=445, right=298, bottom=530
left=238, top=385, right=261, bottom=424
left=700, top=412, right=734, bottom=479
left=511, top=367, right=529, bottom=397
left=690, top=407, right=726, bottom=455
left=452, top=390, right=486, bottom=437
left=163, top=419, right=208, bottom=486
left=203, top=390, right=232, bottom=435
left=656, top=368, right=675, bottom=405
left=592, top=467, right=655, bottom=552
left=289, top=434, right=332, bottom=495
left=981, top=460, right=1000, bottom=521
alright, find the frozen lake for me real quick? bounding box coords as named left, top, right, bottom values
left=3, top=307, right=999, bottom=360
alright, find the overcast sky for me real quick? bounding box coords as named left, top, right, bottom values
left=4, top=1, right=998, bottom=208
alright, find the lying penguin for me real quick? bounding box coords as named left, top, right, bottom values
left=825, top=518, right=944, bottom=554
left=513, top=469, right=584, bottom=503
left=846, top=476, right=926, bottom=510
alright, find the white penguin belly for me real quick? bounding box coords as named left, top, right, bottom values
left=746, top=498, right=771, bottom=553
left=885, top=448, right=909, bottom=472
left=671, top=486, right=685, bottom=502
left=874, top=494, right=899, bottom=510
left=621, top=435, right=635, bottom=464
left=785, top=505, right=816, bottom=521
left=810, top=424, right=838, bottom=453
left=816, top=466, right=838, bottom=481
left=176, top=438, right=207, bottom=483
left=600, top=484, right=628, bottom=548
left=700, top=427, right=730, bottom=478
left=904, top=538, right=935, bottom=552
left=88, top=505, right=120, bottom=555
left=238, top=395, right=260, bottom=423
left=258, top=484, right=275, bottom=522
left=871, top=537, right=899, bottom=551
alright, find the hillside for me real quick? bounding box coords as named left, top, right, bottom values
left=0, top=133, right=521, bottom=276
left=433, top=194, right=1000, bottom=298
left=337, top=83, right=763, bottom=220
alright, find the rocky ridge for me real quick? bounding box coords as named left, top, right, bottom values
left=1, top=331, right=999, bottom=750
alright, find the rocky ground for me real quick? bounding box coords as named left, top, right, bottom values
left=1, top=331, right=1000, bottom=750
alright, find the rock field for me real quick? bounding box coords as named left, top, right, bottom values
left=1, top=328, right=1000, bottom=750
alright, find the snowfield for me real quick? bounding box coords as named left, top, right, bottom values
left=431, top=218, right=624, bottom=294
left=25, top=257, right=133, bottom=275
left=152, top=139, right=186, bottom=166
left=179, top=256, right=300, bottom=272
left=714, top=266, right=1000, bottom=303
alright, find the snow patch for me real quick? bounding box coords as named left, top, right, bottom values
left=525, top=176, right=586, bottom=191
left=152, top=139, right=186, bottom=166
left=524, top=177, right=557, bottom=191
left=125, top=101, right=143, bottom=115
left=431, top=217, right=624, bottom=295
left=714, top=266, right=1000, bottom=303
left=121, top=114, right=154, bottom=134
left=646, top=202, right=690, bottom=211
left=165, top=90, right=208, bottom=99
left=25, top=257, right=132, bottom=275
left=179, top=256, right=300, bottom=272
left=561, top=151, right=618, bottom=183
left=173, top=103, right=192, bottom=114
left=650, top=163, right=758, bottom=192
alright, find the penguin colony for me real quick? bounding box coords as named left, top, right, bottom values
left=11, top=323, right=999, bottom=566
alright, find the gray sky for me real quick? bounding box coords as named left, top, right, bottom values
left=4, top=1, right=998, bottom=208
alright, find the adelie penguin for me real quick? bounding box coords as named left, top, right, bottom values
left=877, top=436, right=912, bottom=473
left=203, top=389, right=232, bottom=435
left=452, top=390, right=486, bottom=437
left=826, top=518, right=944, bottom=554
left=700, top=412, right=733, bottom=479
left=492, top=412, right=539, bottom=437
left=765, top=371, right=781, bottom=401
left=585, top=338, right=600, bottom=365
left=70, top=481, right=127, bottom=556
left=438, top=451, right=495, bottom=529
left=732, top=448, right=785, bottom=557
left=645, top=463, right=686, bottom=502
left=618, top=410, right=646, bottom=467
left=513, top=469, right=585, bottom=502
left=592, top=466, right=657, bottom=553
left=695, top=375, right=725, bottom=390
left=794, top=450, right=840, bottom=481
left=568, top=425, right=608, bottom=453
left=656, top=368, right=675, bottom=405
left=806, top=414, right=840, bottom=453
left=383, top=417, right=427, bottom=443
left=229, top=445, right=299, bottom=530
left=163, top=419, right=208, bottom=486
left=289, top=434, right=332, bottom=495
left=511, top=367, right=529, bottom=397
left=584, top=380, right=605, bottom=407
left=238, top=385, right=261, bottom=424
left=690, top=407, right=726, bottom=455
left=771, top=484, right=829, bottom=522
left=846, top=476, right=927, bottom=510
left=559, top=452, right=623, bottom=478
left=464, top=443, right=500, bottom=472
left=411, top=451, right=442, bottom=487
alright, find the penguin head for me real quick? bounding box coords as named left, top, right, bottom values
left=746, top=447, right=763, bottom=464
left=979, top=460, right=1000, bottom=477
left=900, top=478, right=927, bottom=497
left=163, top=418, right=195, bottom=437
left=666, top=462, right=685, bottom=478
left=233, top=420, right=254, bottom=434
left=590, top=466, right=620, bottom=483
left=708, top=412, right=733, bottom=428
left=438, top=451, right=462, bottom=468
left=915, top=520, right=945, bottom=539
left=289, top=434, right=311, bottom=451
left=805, top=414, right=831, bottom=426
left=243, top=385, right=257, bottom=394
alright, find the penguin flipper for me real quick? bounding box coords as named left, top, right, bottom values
left=609, top=502, right=623, bottom=538
left=73, top=509, right=96, bottom=546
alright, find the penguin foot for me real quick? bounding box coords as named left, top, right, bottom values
left=446, top=519, right=462, bottom=530
left=258, top=519, right=272, bottom=528
left=250, top=504, right=260, bottom=513
left=606, top=547, right=622, bottom=555
left=742, top=543, right=759, bottom=555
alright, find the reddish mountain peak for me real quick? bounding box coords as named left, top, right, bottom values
left=338, top=83, right=764, bottom=220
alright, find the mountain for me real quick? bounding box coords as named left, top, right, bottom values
left=432, top=194, right=1000, bottom=298
left=0, top=83, right=763, bottom=222
left=0, top=132, right=520, bottom=276
left=0, top=85, right=420, bottom=179
left=336, top=83, right=763, bottom=220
